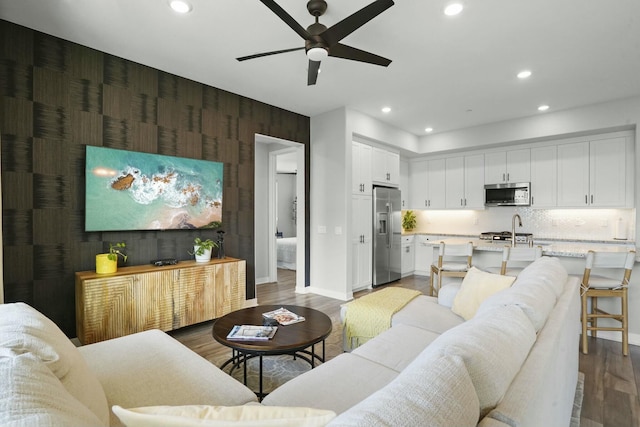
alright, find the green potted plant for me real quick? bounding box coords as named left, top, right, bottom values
left=402, top=210, right=417, bottom=232
left=189, top=238, right=218, bottom=263
left=96, top=242, right=127, bottom=274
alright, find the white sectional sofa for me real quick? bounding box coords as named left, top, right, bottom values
left=1, top=256, right=579, bottom=427
left=262, top=257, right=581, bottom=427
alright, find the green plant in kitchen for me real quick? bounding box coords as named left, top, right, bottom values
left=402, top=210, right=417, bottom=231
left=108, top=242, right=127, bottom=263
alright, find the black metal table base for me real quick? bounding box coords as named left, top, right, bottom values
left=220, top=340, right=326, bottom=400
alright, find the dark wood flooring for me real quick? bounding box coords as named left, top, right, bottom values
left=169, top=270, right=640, bottom=427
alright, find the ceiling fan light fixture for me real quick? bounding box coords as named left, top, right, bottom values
left=307, top=47, right=328, bottom=62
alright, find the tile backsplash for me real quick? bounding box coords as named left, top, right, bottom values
left=406, top=207, right=636, bottom=242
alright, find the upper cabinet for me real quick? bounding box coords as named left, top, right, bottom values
left=410, top=158, right=446, bottom=209
left=530, top=145, right=557, bottom=208
left=372, top=147, right=400, bottom=186
left=400, top=159, right=410, bottom=209
left=557, top=137, right=629, bottom=207
left=444, top=155, right=484, bottom=209
left=484, top=148, right=530, bottom=184
left=352, top=141, right=372, bottom=194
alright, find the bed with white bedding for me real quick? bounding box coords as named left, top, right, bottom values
left=277, top=237, right=297, bottom=270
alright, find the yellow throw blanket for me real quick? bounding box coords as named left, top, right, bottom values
left=344, top=288, right=421, bottom=349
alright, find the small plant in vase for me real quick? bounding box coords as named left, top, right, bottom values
left=96, top=242, right=127, bottom=274
left=189, top=238, right=218, bottom=263
left=402, top=210, right=417, bottom=232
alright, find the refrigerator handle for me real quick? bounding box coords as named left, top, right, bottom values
left=387, top=202, right=392, bottom=248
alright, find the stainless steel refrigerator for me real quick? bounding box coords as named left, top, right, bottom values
left=372, top=186, right=402, bottom=287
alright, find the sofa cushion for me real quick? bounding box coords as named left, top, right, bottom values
left=437, top=282, right=461, bottom=308
left=262, top=353, right=398, bottom=414
left=327, top=354, right=479, bottom=427
left=391, top=295, right=465, bottom=334
left=0, top=351, right=105, bottom=426
left=78, top=329, right=258, bottom=427
left=451, top=267, right=516, bottom=320
left=513, top=256, right=568, bottom=298
left=0, top=303, right=109, bottom=425
left=352, top=323, right=440, bottom=372
left=418, top=304, right=537, bottom=418
left=112, top=404, right=336, bottom=427
left=477, top=276, right=557, bottom=332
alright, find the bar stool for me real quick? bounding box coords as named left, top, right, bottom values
left=430, top=241, right=473, bottom=296
left=486, top=245, right=543, bottom=277
left=580, top=249, right=636, bottom=356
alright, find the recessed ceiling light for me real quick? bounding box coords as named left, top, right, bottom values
left=517, top=70, right=532, bottom=79
left=425, top=127, right=433, bottom=133
left=538, top=105, right=550, bottom=111
left=170, top=0, right=192, bottom=14
left=444, top=3, right=464, bottom=16
left=381, top=107, right=391, bottom=113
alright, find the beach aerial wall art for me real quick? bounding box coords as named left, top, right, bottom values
left=85, top=146, right=224, bottom=231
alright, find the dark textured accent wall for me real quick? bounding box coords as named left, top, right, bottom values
left=0, top=20, right=311, bottom=336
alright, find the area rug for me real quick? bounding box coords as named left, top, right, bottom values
left=570, top=372, right=585, bottom=427
left=223, top=354, right=313, bottom=394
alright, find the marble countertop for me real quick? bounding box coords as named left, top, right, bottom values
left=402, top=233, right=638, bottom=260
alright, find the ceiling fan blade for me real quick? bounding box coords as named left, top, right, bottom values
left=321, top=0, right=394, bottom=46
left=237, top=47, right=305, bottom=62
left=308, top=60, right=320, bottom=85
left=259, top=0, right=312, bottom=41
left=329, top=43, right=391, bottom=66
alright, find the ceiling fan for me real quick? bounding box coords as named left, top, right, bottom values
left=237, top=0, right=394, bottom=85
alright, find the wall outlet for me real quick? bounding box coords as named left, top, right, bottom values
left=334, top=226, right=342, bottom=235
left=551, top=219, right=558, bottom=226
left=318, top=225, right=327, bottom=234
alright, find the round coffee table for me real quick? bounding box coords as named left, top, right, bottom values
left=212, top=305, right=332, bottom=399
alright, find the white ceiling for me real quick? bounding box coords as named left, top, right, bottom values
left=1, top=0, right=639, bottom=137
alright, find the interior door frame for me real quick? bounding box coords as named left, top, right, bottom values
left=256, top=134, right=306, bottom=293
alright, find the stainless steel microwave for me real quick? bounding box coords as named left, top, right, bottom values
left=484, top=182, right=531, bottom=206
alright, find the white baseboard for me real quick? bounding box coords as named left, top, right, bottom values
left=255, top=276, right=271, bottom=285
left=584, top=330, right=640, bottom=347
left=304, top=286, right=351, bottom=301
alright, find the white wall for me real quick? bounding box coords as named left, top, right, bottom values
left=310, top=108, right=350, bottom=299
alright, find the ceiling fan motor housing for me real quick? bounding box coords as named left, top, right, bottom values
left=307, top=0, right=328, bottom=17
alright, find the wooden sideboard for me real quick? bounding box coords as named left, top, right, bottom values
left=75, top=258, right=246, bottom=344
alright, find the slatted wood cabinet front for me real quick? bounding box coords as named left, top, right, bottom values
left=75, top=258, right=246, bottom=344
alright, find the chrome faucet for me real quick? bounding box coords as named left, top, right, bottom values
left=511, top=214, right=522, bottom=247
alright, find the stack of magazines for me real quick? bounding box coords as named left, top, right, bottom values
left=262, top=307, right=306, bottom=325
left=226, top=325, right=277, bottom=341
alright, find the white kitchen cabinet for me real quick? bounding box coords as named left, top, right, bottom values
left=530, top=145, right=557, bottom=207
left=484, top=148, right=530, bottom=184
left=352, top=141, right=372, bottom=195
left=401, top=235, right=415, bottom=276
left=464, top=154, right=485, bottom=209
left=445, top=156, right=465, bottom=209
left=400, top=159, right=410, bottom=209
left=445, top=155, right=484, bottom=209
left=351, top=194, right=372, bottom=291
left=409, top=158, right=445, bottom=209
left=557, top=137, right=627, bottom=207
left=372, top=147, right=400, bottom=186
left=414, top=235, right=439, bottom=276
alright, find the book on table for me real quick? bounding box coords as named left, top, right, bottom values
left=226, top=325, right=277, bottom=341
left=262, top=307, right=306, bottom=325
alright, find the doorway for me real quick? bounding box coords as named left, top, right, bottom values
left=254, top=134, right=305, bottom=293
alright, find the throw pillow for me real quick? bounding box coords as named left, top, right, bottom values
left=451, top=267, right=516, bottom=320
left=112, top=404, right=336, bottom=427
